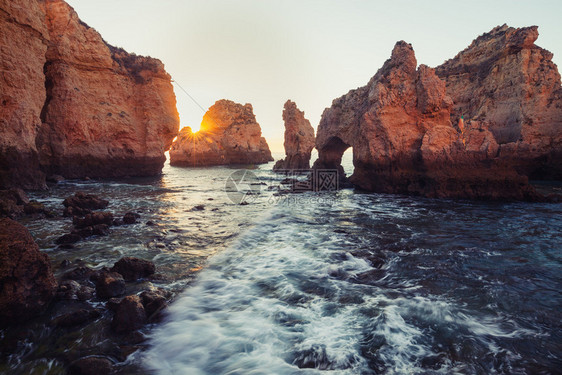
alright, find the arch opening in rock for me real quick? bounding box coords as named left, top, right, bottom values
left=314, top=136, right=353, bottom=184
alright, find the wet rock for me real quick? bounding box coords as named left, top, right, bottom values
left=123, top=212, right=140, bottom=224
left=140, top=289, right=169, bottom=320
left=73, top=212, right=114, bottom=229
left=51, top=308, right=101, bottom=327
left=91, top=224, right=110, bottom=236
left=145, top=221, right=155, bottom=226
left=111, top=257, right=156, bottom=281
left=106, top=297, right=123, bottom=312
left=11, top=188, right=29, bottom=205
left=56, top=280, right=94, bottom=301
left=94, top=271, right=125, bottom=299
left=63, top=192, right=109, bottom=211
left=111, top=295, right=147, bottom=333
left=68, top=356, right=114, bottom=375
left=0, top=189, right=26, bottom=218
left=46, top=174, right=65, bottom=183
left=63, top=205, right=91, bottom=218
left=23, top=200, right=54, bottom=217
left=0, top=218, right=57, bottom=324
left=62, top=266, right=96, bottom=282
left=55, top=233, right=82, bottom=245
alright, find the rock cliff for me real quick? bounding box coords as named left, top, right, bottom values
left=273, top=100, right=315, bottom=170
left=435, top=24, right=562, bottom=180
left=170, top=100, right=273, bottom=166
left=0, top=0, right=49, bottom=189
left=0, top=0, right=179, bottom=189
left=314, top=26, right=561, bottom=200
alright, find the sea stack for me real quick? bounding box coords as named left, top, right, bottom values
left=313, top=25, right=562, bottom=200
left=273, top=100, right=315, bottom=171
left=0, top=0, right=179, bottom=189
left=169, top=100, right=273, bottom=167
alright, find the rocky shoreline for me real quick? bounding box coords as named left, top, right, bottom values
left=0, top=188, right=176, bottom=374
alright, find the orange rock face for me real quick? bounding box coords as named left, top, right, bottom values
left=274, top=100, right=315, bottom=170
left=170, top=100, right=273, bottom=166
left=436, top=25, right=562, bottom=179
left=37, top=0, right=179, bottom=179
left=0, top=0, right=49, bottom=188
left=0, top=0, right=179, bottom=188
left=314, top=28, right=558, bottom=200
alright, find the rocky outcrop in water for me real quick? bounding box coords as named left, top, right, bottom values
left=0, top=0, right=179, bottom=189
left=274, top=100, right=315, bottom=170
left=435, top=24, right=562, bottom=180
left=0, top=218, right=57, bottom=324
left=314, top=26, right=561, bottom=200
left=169, top=99, right=273, bottom=166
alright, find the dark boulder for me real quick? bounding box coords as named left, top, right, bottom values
left=140, top=289, right=169, bottom=320
left=23, top=200, right=48, bottom=215
left=73, top=212, right=114, bottom=229
left=0, top=189, right=27, bottom=218
left=111, top=295, right=147, bottom=333
left=62, top=266, right=96, bottom=282
left=94, top=270, right=125, bottom=299
left=63, top=205, right=91, bottom=218
left=0, top=218, right=57, bottom=324
left=63, top=192, right=109, bottom=211
left=55, top=280, right=94, bottom=301
left=122, top=212, right=140, bottom=224
left=56, top=233, right=82, bottom=245
left=46, top=174, right=65, bottom=183
left=111, top=257, right=155, bottom=281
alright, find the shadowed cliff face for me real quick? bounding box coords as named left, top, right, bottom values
left=169, top=100, right=273, bottom=167
left=0, top=0, right=179, bottom=188
left=314, top=26, right=562, bottom=200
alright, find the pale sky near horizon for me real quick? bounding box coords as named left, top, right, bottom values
left=66, top=0, right=562, bottom=152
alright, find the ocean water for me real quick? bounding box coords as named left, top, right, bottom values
left=3, top=152, right=562, bottom=374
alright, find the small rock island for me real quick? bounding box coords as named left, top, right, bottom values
left=169, top=99, right=273, bottom=167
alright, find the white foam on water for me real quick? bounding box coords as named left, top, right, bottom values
left=145, top=200, right=547, bottom=375
left=145, top=208, right=376, bottom=374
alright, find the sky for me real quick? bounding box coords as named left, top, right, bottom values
left=66, top=0, right=562, bottom=152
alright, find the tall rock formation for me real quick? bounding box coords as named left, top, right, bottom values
left=170, top=100, right=273, bottom=166
left=435, top=25, right=562, bottom=180
left=0, top=0, right=179, bottom=189
left=0, top=0, right=49, bottom=189
left=314, top=35, right=547, bottom=200
left=274, top=100, right=315, bottom=170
